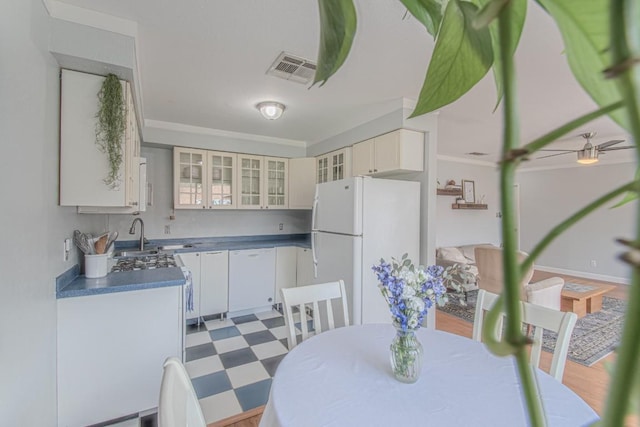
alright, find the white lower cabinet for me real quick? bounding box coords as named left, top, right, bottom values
left=229, top=248, right=276, bottom=312
left=275, top=246, right=297, bottom=304
left=296, top=247, right=315, bottom=287
left=180, top=251, right=229, bottom=320
left=57, top=287, right=183, bottom=426
left=201, top=251, right=229, bottom=315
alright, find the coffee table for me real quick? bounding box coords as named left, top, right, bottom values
left=561, top=283, right=615, bottom=318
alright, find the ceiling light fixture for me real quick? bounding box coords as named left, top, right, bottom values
left=576, top=143, right=599, bottom=164
left=256, top=101, right=286, bottom=120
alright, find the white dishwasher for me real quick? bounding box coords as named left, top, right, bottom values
left=228, top=248, right=276, bottom=312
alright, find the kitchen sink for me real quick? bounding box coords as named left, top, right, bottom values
left=114, top=248, right=159, bottom=257
left=157, top=244, right=194, bottom=250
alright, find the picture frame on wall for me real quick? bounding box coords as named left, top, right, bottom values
left=462, top=180, right=475, bottom=203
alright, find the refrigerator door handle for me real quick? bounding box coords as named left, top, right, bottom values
left=311, top=196, right=319, bottom=231
left=311, top=231, right=318, bottom=279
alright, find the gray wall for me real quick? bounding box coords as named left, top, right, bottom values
left=435, top=159, right=502, bottom=248
left=517, top=163, right=636, bottom=282
left=0, top=0, right=105, bottom=424
left=106, top=146, right=312, bottom=241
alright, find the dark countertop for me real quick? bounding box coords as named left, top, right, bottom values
left=56, top=234, right=311, bottom=299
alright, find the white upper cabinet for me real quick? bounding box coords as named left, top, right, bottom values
left=288, top=157, right=316, bottom=209
left=237, top=155, right=288, bottom=209
left=207, top=151, right=237, bottom=209
left=174, top=147, right=207, bottom=209
left=316, top=147, right=352, bottom=183
left=60, top=70, right=141, bottom=209
left=352, top=129, right=424, bottom=176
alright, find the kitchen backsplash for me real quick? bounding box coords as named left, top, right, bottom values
left=84, top=145, right=313, bottom=239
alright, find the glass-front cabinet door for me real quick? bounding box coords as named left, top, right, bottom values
left=331, top=151, right=346, bottom=181
left=174, top=147, right=207, bottom=209
left=237, top=154, right=263, bottom=209
left=265, top=157, right=288, bottom=209
left=317, top=155, right=329, bottom=183
left=208, top=151, right=236, bottom=208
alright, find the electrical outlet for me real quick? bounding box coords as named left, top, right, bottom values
left=279, top=223, right=284, bottom=231
left=164, top=225, right=171, bottom=235
left=590, top=260, right=597, bottom=267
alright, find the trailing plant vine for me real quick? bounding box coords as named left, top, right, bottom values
left=316, top=0, right=640, bottom=425
left=95, top=73, right=126, bottom=189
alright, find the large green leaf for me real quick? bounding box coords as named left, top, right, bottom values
left=411, top=0, right=494, bottom=117
left=400, top=0, right=444, bottom=38
left=313, top=0, right=357, bottom=87
left=536, top=0, right=627, bottom=129
left=612, top=168, right=640, bottom=209
left=472, top=0, right=527, bottom=110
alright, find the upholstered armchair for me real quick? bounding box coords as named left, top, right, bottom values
left=474, top=246, right=564, bottom=310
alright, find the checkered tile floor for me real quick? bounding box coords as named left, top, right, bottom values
left=184, top=309, right=312, bottom=424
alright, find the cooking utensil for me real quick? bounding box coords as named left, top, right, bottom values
left=94, top=233, right=109, bottom=254
left=73, top=230, right=94, bottom=254
left=105, top=231, right=118, bottom=254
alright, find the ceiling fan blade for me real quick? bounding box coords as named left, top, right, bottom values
left=596, top=139, right=625, bottom=149
left=600, top=145, right=635, bottom=151
left=537, top=152, right=574, bottom=159
left=538, top=149, right=578, bottom=152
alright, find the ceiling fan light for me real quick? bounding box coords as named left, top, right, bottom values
left=576, top=149, right=599, bottom=164
left=256, top=101, right=285, bottom=120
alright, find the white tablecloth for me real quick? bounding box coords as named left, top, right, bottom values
left=260, top=324, right=598, bottom=427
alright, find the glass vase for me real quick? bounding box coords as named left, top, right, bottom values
left=390, top=326, right=423, bottom=383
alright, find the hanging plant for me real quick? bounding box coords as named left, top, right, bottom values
left=95, top=73, right=126, bottom=189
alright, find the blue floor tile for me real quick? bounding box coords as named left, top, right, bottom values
left=191, top=371, right=232, bottom=399
left=232, top=314, right=259, bottom=324
left=235, top=378, right=272, bottom=411
left=261, top=354, right=286, bottom=377
left=186, top=343, right=216, bottom=362
left=261, top=316, right=285, bottom=328
left=244, top=330, right=277, bottom=346
left=219, top=347, right=258, bottom=369
left=209, top=326, right=241, bottom=341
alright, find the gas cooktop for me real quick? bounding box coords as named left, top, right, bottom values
left=111, top=254, right=177, bottom=272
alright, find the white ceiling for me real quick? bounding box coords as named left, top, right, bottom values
left=56, top=0, right=633, bottom=168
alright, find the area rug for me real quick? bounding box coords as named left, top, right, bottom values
left=438, top=288, right=627, bottom=366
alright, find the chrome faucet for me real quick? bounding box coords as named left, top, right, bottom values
left=129, top=218, right=145, bottom=251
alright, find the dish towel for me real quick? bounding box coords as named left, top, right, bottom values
left=183, top=268, right=194, bottom=312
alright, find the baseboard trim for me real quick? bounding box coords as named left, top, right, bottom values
left=536, top=265, right=630, bottom=285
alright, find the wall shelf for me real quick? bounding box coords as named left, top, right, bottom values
left=451, top=203, right=488, bottom=210
left=437, top=188, right=462, bottom=196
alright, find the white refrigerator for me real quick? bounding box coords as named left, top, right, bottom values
left=311, top=176, right=421, bottom=325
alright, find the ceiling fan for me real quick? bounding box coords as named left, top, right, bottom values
left=537, top=132, right=633, bottom=164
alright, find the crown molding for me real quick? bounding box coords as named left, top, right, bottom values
left=144, top=120, right=307, bottom=147
left=43, top=0, right=137, bottom=36
left=437, top=154, right=496, bottom=167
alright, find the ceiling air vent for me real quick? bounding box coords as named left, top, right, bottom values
left=466, top=152, right=489, bottom=156
left=266, top=52, right=317, bottom=84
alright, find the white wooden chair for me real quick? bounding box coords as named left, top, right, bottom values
left=521, top=300, right=578, bottom=381
left=158, top=357, right=206, bottom=427
left=281, top=280, right=350, bottom=350
left=472, top=289, right=504, bottom=342
left=472, top=290, right=578, bottom=382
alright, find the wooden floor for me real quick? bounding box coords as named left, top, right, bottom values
left=211, top=271, right=635, bottom=427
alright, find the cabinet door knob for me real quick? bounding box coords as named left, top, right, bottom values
left=368, top=170, right=372, bottom=173
left=374, top=169, right=378, bottom=172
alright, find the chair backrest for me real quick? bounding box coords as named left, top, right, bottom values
left=472, top=289, right=504, bottom=342
left=281, top=280, right=349, bottom=350
left=522, top=301, right=578, bottom=382
left=472, top=290, right=578, bottom=382
left=474, top=246, right=533, bottom=300
left=158, top=357, right=206, bottom=427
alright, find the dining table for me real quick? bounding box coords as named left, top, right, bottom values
left=259, top=324, right=599, bottom=427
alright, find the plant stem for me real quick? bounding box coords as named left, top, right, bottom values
left=495, top=2, right=546, bottom=425
left=521, top=181, right=637, bottom=275
left=601, top=0, right=640, bottom=425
